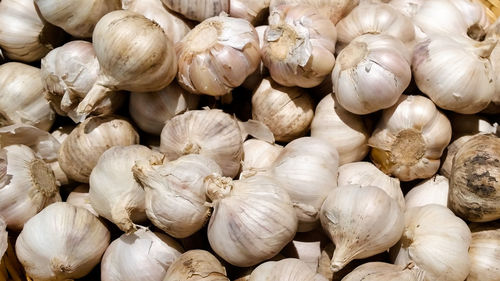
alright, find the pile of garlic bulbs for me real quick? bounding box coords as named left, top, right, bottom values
left=1, top=0, right=500, bottom=280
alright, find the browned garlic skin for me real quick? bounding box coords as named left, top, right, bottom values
left=161, top=0, right=229, bottom=22
left=467, top=222, right=500, bottom=281
left=163, top=249, right=230, bottom=281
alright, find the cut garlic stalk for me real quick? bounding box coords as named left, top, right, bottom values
left=161, top=0, right=229, bottom=22
left=163, top=250, right=230, bottom=281
left=404, top=175, right=449, bottom=210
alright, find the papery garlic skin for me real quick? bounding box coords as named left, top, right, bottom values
left=320, top=185, right=404, bottom=272
left=391, top=204, right=471, bottom=281
left=101, top=229, right=183, bottom=281
left=405, top=175, right=449, bottom=210
left=341, top=262, right=424, bottom=281
left=269, top=0, right=359, bottom=24
left=163, top=250, right=229, bottom=281
left=240, top=139, right=283, bottom=179
left=229, top=0, right=270, bottom=25
left=0, top=145, right=60, bottom=231
left=206, top=174, right=298, bottom=267
left=369, top=95, right=452, bottom=181
left=249, top=258, right=327, bottom=281
left=176, top=15, right=260, bottom=96
left=261, top=5, right=337, bottom=88
left=66, top=185, right=98, bottom=216
left=467, top=222, right=500, bottom=281
left=15, top=202, right=110, bottom=281
left=162, top=0, right=229, bottom=22
left=332, top=34, right=411, bottom=115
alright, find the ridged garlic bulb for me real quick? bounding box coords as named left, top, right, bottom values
left=342, top=262, right=424, bottom=281
left=240, top=139, right=283, bottom=179
left=261, top=5, right=337, bottom=88
left=101, top=229, right=184, bottom=281
left=369, top=95, right=452, bottom=181
left=269, top=0, right=359, bottom=24
left=249, top=258, right=327, bottom=281
left=391, top=204, right=471, bottom=281
left=163, top=250, right=229, bottom=281
left=176, top=14, right=260, bottom=96
left=66, top=185, right=98, bottom=216
left=161, top=0, right=229, bottom=22
left=15, top=202, right=110, bottom=281
left=230, top=0, right=270, bottom=25
left=205, top=174, right=298, bottom=267
left=404, top=175, right=449, bottom=210
left=160, top=109, right=243, bottom=178
left=0, top=145, right=60, bottom=231
left=310, top=94, right=370, bottom=165
left=332, top=34, right=411, bottom=115
left=467, top=222, right=500, bottom=281
left=320, top=185, right=404, bottom=272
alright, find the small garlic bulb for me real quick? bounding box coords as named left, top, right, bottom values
left=229, top=0, right=270, bottom=25
left=338, top=162, right=404, bottom=210
left=240, top=139, right=283, bottom=179
left=0, top=62, right=55, bottom=131
left=66, top=185, right=98, bottom=216
left=129, top=81, right=199, bottom=135
left=369, top=95, right=452, bottom=181
left=310, top=94, right=370, bottom=165
left=176, top=14, right=260, bottom=96
left=391, top=204, right=471, bottom=281
left=34, top=0, right=121, bottom=38
left=249, top=258, right=327, bottom=281
left=101, top=228, right=184, bottom=281
left=404, top=175, right=449, bottom=210
left=467, top=222, right=500, bottom=281
left=269, top=0, right=359, bottom=24
left=269, top=137, right=339, bottom=232
left=163, top=250, right=230, bottom=281
left=160, top=109, right=243, bottom=178
left=251, top=78, right=314, bottom=142
left=76, top=10, right=177, bottom=118
left=0, top=145, right=60, bottom=231
left=449, top=134, right=500, bottom=222
left=341, top=262, right=424, bottom=281
left=205, top=174, right=298, bottom=267
left=58, top=115, right=140, bottom=183
left=261, top=4, right=337, bottom=88
left=332, top=34, right=411, bottom=115
left=132, top=154, right=222, bottom=238
left=320, top=185, right=404, bottom=272
left=161, top=0, right=229, bottom=22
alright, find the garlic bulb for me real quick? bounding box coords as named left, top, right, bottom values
left=452, top=0, right=490, bottom=39
left=230, top=0, right=270, bottom=25
left=163, top=250, right=229, bottom=281
left=0, top=0, right=65, bottom=62
left=240, top=139, right=283, bottom=179
left=16, top=202, right=110, bottom=281
left=249, top=258, right=327, bottom=281
left=0, top=62, right=55, bottom=131
left=338, top=162, right=404, bottom=210
left=76, top=10, right=177, bottom=118
left=205, top=174, right=298, bottom=267
left=449, top=134, right=500, bottom=222
left=90, top=145, right=163, bottom=233
left=66, top=185, right=98, bottom=216
left=467, top=222, right=500, bottom=281
left=34, top=0, right=120, bottom=38
left=369, top=95, right=452, bottom=181
left=391, top=204, right=471, bottom=281
left=129, top=81, right=199, bottom=135
left=251, top=78, right=314, bottom=142
left=269, top=0, right=359, bottom=24
left=101, top=228, right=184, bottom=281
left=404, top=175, right=449, bottom=210
left=320, top=185, right=404, bottom=272
left=59, top=115, right=140, bottom=183
left=0, top=145, right=60, bottom=231
left=310, top=94, right=370, bottom=165
left=176, top=14, right=260, bottom=96
left=332, top=34, right=411, bottom=115
left=261, top=5, right=337, bottom=88
left=160, top=109, right=243, bottom=178
left=133, top=154, right=222, bottom=238
left=161, top=0, right=229, bottom=22
left=341, top=262, right=424, bottom=281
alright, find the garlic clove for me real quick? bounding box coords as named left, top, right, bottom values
left=162, top=249, right=230, bottom=281
left=341, top=262, right=424, bottom=281
left=269, top=0, right=359, bottom=24
left=404, top=175, right=449, bottom=210
left=66, top=185, right=98, bottom=216
left=467, top=221, right=500, bottom=281
left=240, top=139, right=283, bottom=179
left=161, top=0, right=229, bottom=22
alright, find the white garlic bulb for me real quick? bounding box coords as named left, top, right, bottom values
left=240, top=139, right=283, bottom=179
left=161, top=0, right=229, bottom=22
left=0, top=145, right=60, bottom=231
left=338, top=162, right=404, bottom=210
left=404, top=175, right=449, bottom=210
left=230, top=0, right=270, bottom=24
left=90, top=145, right=163, bottom=233
left=66, top=185, right=98, bottom=216
left=160, top=109, right=243, bottom=178
left=0, top=62, right=55, bottom=131
left=320, top=185, right=404, bottom=272
left=205, top=174, right=298, bottom=267
left=133, top=154, right=222, bottom=238
left=101, top=228, right=184, bottom=281
left=249, top=258, right=327, bottom=281
left=310, top=94, right=370, bottom=165
left=467, top=222, right=500, bottom=281
left=269, top=0, right=359, bottom=24
left=261, top=4, right=337, bottom=88
left=176, top=14, right=260, bottom=96
left=332, top=34, right=411, bottom=115
left=252, top=78, right=314, bottom=142
left=391, top=204, right=471, bottom=281
left=341, top=262, right=424, bottom=281
left=163, top=249, right=230, bottom=281
left=16, top=202, right=110, bottom=281
left=369, top=95, right=452, bottom=181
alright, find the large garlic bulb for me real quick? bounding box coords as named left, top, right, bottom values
left=0, top=145, right=60, bottom=231
left=161, top=0, right=229, bottom=22
left=240, top=139, right=283, bottom=179
left=391, top=204, right=471, bottom=281
left=205, top=174, right=298, bottom=267
left=132, top=154, right=222, bottom=238
left=369, top=95, right=452, bottom=181
left=467, top=222, right=500, bottom=281
left=310, top=94, right=370, bottom=165
left=66, top=185, right=98, bottom=216
left=15, top=202, right=110, bottom=281
left=269, top=0, right=359, bottom=24
left=404, top=175, right=449, bottom=210
left=101, top=228, right=184, bottom=281
left=230, top=0, right=270, bottom=25
left=163, top=250, right=230, bottom=281
left=320, top=185, right=404, bottom=272
left=341, top=262, right=424, bottom=281
left=249, top=258, right=327, bottom=280
left=160, top=109, right=243, bottom=178
left=261, top=4, right=337, bottom=88
left=332, top=34, right=411, bottom=115
left=58, top=115, right=140, bottom=183
left=0, top=62, right=55, bottom=131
